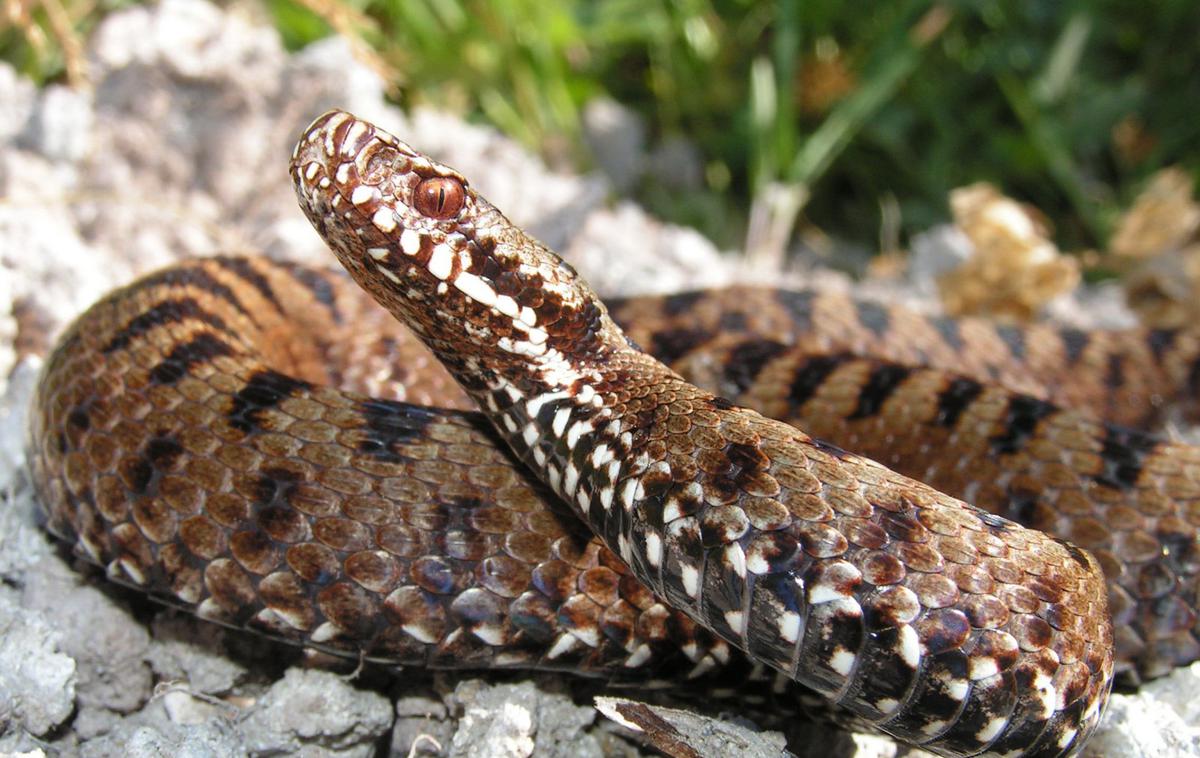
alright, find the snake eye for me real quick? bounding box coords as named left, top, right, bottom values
left=414, top=177, right=466, bottom=220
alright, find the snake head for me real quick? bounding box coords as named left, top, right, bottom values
left=290, top=110, right=622, bottom=384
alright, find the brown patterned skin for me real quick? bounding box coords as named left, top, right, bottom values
left=608, top=299, right=1200, bottom=683
left=28, top=113, right=1195, bottom=756
left=286, top=111, right=1115, bottom=756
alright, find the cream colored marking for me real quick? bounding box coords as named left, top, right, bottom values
left=623, top=644, right=652, bottom=668
left=400, top=228, right=421, bottom=255
left=496, top=294, right=520, bottom=318
left=976, top=716, right=1007, bottom=743
left=552, top=407, right=572, bottom=437
left=436, top=282, right=448, bottom=295
left=374, top=263, right=401, bottom=284
left=598, top=486, right=614, bottom=510
left=620, top=478, right=641, bottom=509
left=681, top=564, right=700, bottom=598
left=310, top=622, right=340, bottom=643
left=921, top=720, right=949, bottom=737
left=830, top=648, right=856, bottom=677
left=518, top=306, right=537, bottom=327
left=724, top=543, right=747, bottom=579
left=428, top=243, right=454, bottom=280
left=645, top=532, right=663, bottom=567
left=341, top=120, right=369, bottom=157
left=336, top=163, right=351, bottom=184
left=686, top=657, right=717, bottom=680
left=591, top=443, right=611, bottom=468
left=746, top=549, right=769, bottom=575
left=351, top=185, right=380, bottom=206
left=946, top=677, right=969, bottom=701
left=524, top=390, right=568, bottom=418
left=304, top=162, right=320, bottom=180
left=606, top=459, right=621, bottom=484
left=546, top=633, right=580, bottom=660
left=564, top=462, right=579, bottom=495
left=710, top=643, right=731, bottom=665
left=779, top=611, right=801, bottom=644
left=402, top=623, right=438, bottom=644
left=454, top=272, right=497, bottom=307
left=521, top=423, right=539, bottom=447
left=566, top=420, right=593, bottom=449
left=472, top=624, right=506, bottom=646
left=372, top=207, right=397, bottom=233
left=368, top=247, right=389, bottom=261
left=968, top=656, right=999, bottom=680
left=724, top=611, right=745, bottom=635
left=1057, top=728, right=1078, bottom=749
left=321, top=112, right=350, bottom=155
left=898, top=625, right=920, bottom=668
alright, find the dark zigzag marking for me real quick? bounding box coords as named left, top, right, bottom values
left=854, top=301, right=890, bottom=339
left=1095, top=426, right=1161, bottom=490
left=849, top=364, right=913, bottom=420
left=660, top=290, right=705, bottom=316
left=788, top=354, right=851, bottom=409
left=648, top=328, right=714, bottom=366
left=935, top=378, right=984, bottom=428
left=103, top=297, right=232, bottom=354
left=148, top=333, right=235, bottom=385
left=211, top=256, right=285, bottom=315
left=355, top=398, right=442, bottom=461
left=995, top=324, right=1026, bottom=360
left=285, top=265, right=343, bottom=323
left=1059, top=327, right=1090, bottom=364
left=137, top=265, right=253, bottom=322
left=989, top=395, right=1058, bottom=455
left=775, top=290, right=816, bottom=335
left=929, top=316, right=964, bottom=353
left=723, top=340, right=790, bottom=394
left=1147, top=328, right=1178, bottom=363
left=227, top=370, right=315, bottom=434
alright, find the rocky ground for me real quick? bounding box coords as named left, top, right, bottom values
left=1, top=1, right=1198, bottom=756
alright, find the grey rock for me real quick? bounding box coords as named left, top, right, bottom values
left=240, top=668, right=392, bottom=757
left=448, top=679, right=603, bottom=758
left=0, top=594, right=77, bottom=736
left=20, top=558, right=153, bottom=714
left=77, top=702, right=246, bottom=758
left=144, top=615, right=249, bottom=696
left=17, top=84, right=93, bottom=161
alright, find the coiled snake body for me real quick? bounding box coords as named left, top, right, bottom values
left=28, top=111, right=1200, bottom=756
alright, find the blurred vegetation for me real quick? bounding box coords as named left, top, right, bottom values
left=5, top=0, right=1200, bottom=262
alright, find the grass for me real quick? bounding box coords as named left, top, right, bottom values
left=5, top=0, right=1200, bottom=264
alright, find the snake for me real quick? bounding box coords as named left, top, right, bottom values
left=25, top=109, right=1200, bottom=756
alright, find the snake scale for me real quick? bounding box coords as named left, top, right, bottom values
left=26, top=110, right=1200, bottom=756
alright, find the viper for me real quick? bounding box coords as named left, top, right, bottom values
left=28, top=110, right=1200, bottom=757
